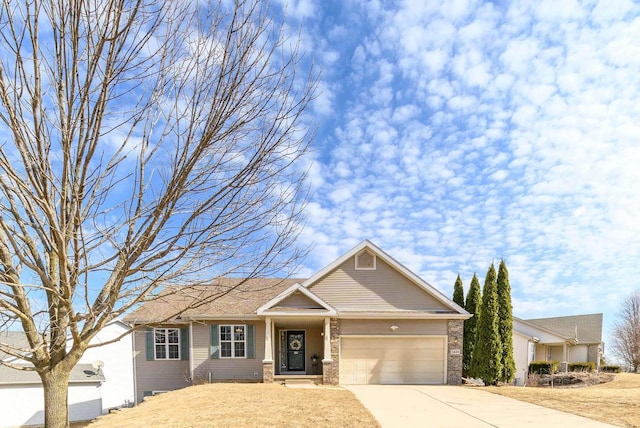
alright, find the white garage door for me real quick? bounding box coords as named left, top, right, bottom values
left=340, top=337, right=445, bottom=385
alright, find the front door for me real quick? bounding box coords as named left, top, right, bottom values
left=286, top=331, right=305, bottom=372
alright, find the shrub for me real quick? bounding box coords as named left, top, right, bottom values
left=601, top=365, right=622, bottom=373
left=568, top=362, right=596, bottom=372
left=528, top=360, right=559, bottom=374
left=526, top=372, right=542, bottom=386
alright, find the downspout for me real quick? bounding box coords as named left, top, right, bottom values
left=189, top=321, right=194, bottom=382
left=131, top=328, right=138, bottom=406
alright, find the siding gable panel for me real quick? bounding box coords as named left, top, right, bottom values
left=309, top=256, right=450, bottom=312
left=277, top=291, right=324, bottom=309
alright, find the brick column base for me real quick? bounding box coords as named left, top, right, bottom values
left=447, top=320, right=463, bottom=385
left=322, top=360, right=338, bottom=385
left=322, top=361, right=338, bottom=385
left=262, top=361, right=274, bottom=383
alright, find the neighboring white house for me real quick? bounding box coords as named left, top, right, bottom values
left=512, top=313, right=603, bottom=386
left=0, top=320, right=134, bottom=428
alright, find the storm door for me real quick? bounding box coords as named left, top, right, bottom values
left=286, top=331, right=305, bottom=372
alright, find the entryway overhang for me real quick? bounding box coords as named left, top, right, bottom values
left=256, top=283, right=337, bottom=316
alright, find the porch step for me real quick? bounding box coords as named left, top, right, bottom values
left=284, top=378, right=315, bottom=386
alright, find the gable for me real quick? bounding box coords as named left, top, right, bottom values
left=308, top=255, right=453, bottom=312
left=275, top=291, right=325, bottom=309
left=256, top=282, right=336, bottom=316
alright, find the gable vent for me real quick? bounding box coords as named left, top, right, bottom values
left=355, top=249, right=376, bottom=270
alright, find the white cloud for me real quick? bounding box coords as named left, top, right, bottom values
left=276, top=0, right=316, bottom=20
left=292, top=0, right=640, bottom=345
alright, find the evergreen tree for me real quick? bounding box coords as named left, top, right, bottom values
left=470, top=263, right=503, bottom=385
left=497, top=260, right=516, bottom=382
left=463, top=273, right=481, bottom=377
left=453, top=274, right=465, bottom=307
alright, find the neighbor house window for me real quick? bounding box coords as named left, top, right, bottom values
left=528, top=342, right=536, bottom=363
left=220, top=325, right=246, bottom=358
left=155, top=328, right=180, bottom=360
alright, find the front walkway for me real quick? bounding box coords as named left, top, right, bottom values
left=346, top=385, right=617, bottom=428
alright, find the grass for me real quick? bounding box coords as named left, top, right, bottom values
left=83, top=374, right=640, bottom=427
left=86, top=383, right=380, bottom=428
left=484, top=373, right=640, bottom=427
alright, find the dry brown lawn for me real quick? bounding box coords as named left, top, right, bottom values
left=86, top=383, right=379, bottom=428
left=485, top=373, right=640, bottom=427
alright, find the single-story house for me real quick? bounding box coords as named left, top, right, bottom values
left=124, top=240, right=471, bottom=403
left=512, top=313, right=603, bottom=385
left=0, top=320, right=135, bottom=427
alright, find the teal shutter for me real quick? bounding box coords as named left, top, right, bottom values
left=210, top=324, right=219, bottom=359
left=180, top=327, right=189, bottom=360
left=145, top=328, right=154, bottom=361
left=247, top=324, right=255, bottom=359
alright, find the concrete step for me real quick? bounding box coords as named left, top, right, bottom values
left=284, top=378, right=315, bottom=385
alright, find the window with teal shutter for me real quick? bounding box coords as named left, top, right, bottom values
left=210, top=324, right=219, bottom=359
left=247, top=324, right=255, bottom=359
left=145, top=328, right=154, bottom=361
left=180, top=327, right=189, bottom=360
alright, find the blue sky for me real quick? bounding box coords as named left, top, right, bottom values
left=277, top=0, right=640, bottom=352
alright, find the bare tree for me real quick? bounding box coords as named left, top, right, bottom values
left=0, top=0, right=315, bottom=426
left=611, top=292, right=640, bottom=372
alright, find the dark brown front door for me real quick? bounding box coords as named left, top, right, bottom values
left=286, top=331, right=305, bottom=371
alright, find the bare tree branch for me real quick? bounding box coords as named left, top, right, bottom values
left=611, top=291, right=640, bottom=372
left=0, top=1, right=315, bottom=426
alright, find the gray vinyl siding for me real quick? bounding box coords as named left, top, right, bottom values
left=133, top=329, right=191, bottom=403
left=191, top=322, right=265, bottom=382
left=310, top=256, right=450, bottom=312
left=340, top=319, right=448, bottom=335
left=278, top=292, right=323, bottom=309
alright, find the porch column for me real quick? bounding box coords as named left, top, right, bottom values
left=264, top=317, right=273, bottom=361
left=322, top=317, right=340, bottom=385
left=323, top=317, right=331, bottom=361
left=262, top=317, right=274, bottom=382
left=561, top=342, right=568, bottom=372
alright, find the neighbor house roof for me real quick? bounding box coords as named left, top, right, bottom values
left=124, top=278, right=304, bottom=323
left=525, top=313, right=603, bottom=344
left=0, top=331, right=30, bottom=360
left=1, top=319, right=132, bottom=363
left=0, top=363, right=105, bottom=385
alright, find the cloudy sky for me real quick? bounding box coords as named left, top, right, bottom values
left=277, top=0, right=640, bottom=349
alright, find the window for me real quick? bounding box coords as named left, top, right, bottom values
left=528, top=342, right=536, bottom=363
left=154, top=328, right=180, bottom=360
left=220, top=325, right=246, bottom=358
left=355, top=249, right=376, bottom=270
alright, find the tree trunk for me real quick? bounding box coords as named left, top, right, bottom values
left=41, top=368, right=71, bottom=428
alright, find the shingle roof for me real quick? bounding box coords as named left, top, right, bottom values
left=124, top=278, right=304, bottom=323
left=0, top=363, right=105, bottom=385
left=525, top=313, right=603, bottom=344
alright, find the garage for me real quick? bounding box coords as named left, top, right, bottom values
left=340, top=336, right=446, bottom=385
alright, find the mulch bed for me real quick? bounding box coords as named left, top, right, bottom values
left=529, top=372, right=615, bottom=388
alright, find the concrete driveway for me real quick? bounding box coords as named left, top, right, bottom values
left=346, top=385, right=617, bottom=428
